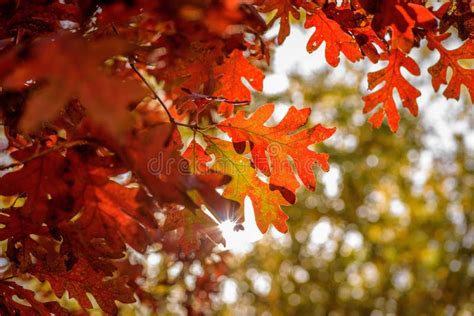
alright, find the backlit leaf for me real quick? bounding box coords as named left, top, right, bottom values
left=362, top=49, right=421, bottom=132
left=305, top=8, right=363, bottom=67
left=218, top=104, right=335, bottom=204
left=427, top=33, right=474, bottom=101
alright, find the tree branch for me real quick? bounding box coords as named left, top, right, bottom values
left=111, top=24, right=199, bottom=130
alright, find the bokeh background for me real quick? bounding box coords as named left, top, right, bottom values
left=208, top=25, right=474, bottom=316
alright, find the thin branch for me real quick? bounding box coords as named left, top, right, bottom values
left=111, top=24, right=197, bottom=128
left=128, top=62, right=176, bottom=123
left=0, top=140, right=91, bottom=171
left=128, top=60, right=202, bottom=130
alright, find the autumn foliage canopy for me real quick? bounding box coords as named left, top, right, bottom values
left=0, top=0, right=472, bottom=314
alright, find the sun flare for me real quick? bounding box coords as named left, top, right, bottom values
left=219, top=220, right=241, bottom=249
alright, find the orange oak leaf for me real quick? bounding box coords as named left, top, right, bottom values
left=427, top=33, right=474, bottom=101
left=205, top=137, right=290, bottom=233
left=67, top=150, right=156, bottom=253
left=33, top=258, right=135, bottom=315
left=362, top=49, right=421, bottom=132
left=256, top=0, right=301, bottom=44
left=388, top=3, right=436, bottom=53
left=0, top=146, right=69, bottom=223
left=214, top=50, right=264, bottom=116
left=157, top=37, right=224, bottom=99
left=2, top=36, right=146, bottom=135
left=321, top=3, right=387, bottom=63
left=217, top=104, right=335, bottom=204
left=305, top=8, right=363, bottom=67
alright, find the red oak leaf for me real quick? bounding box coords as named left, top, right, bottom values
left=156, top=36, right=225, bottom=99
left=0, top=1, right=80, bottom=41
left=362, top=49, right=421, bottom=132
left=33, top=258, right=135, bottom=315
left=0, top=281, right=67, bottom=315
left=427, top=33, right=474, bottom=101
left=218, top=103, right=335, bottom=204
left=175, top=88, right=250, bottom=117
left=0, top=146, right=69, bottom=223
left=435, top=1, right=474, bottom=40
left=93, top=122, right=240, bottom=222
left=321, top=3, right=388, bottom=63
left=0, top=207, right=51, bottom=272
left=67, top=149, right=156, bottom=253
left=361, top=0, right=436, bottom=52
left=305, top=8, right=363, bottom=67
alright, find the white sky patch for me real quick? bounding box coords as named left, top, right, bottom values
left=269, top=26, right=326, bottom=76
left=411, top=150, right=433, bottom=194
left=263, top=73, right=290, bottom=95
left=392, top=268, right=413, bottom=291
left=0, top=127, right=8, bottom=150
left=272, top=103, right=291, bottom=122
left=293, top=266, right=310, bottom=283
left=0, top=257, right=9, bottom=273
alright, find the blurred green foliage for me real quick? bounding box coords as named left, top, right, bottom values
left=217, top=70, right=474, bottom=316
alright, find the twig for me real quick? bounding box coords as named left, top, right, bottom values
left=0, top=140, right=91, bottom=171
left=128, top=62, right=175, bottom=122
left=111, top=25, right=198, bottom=130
